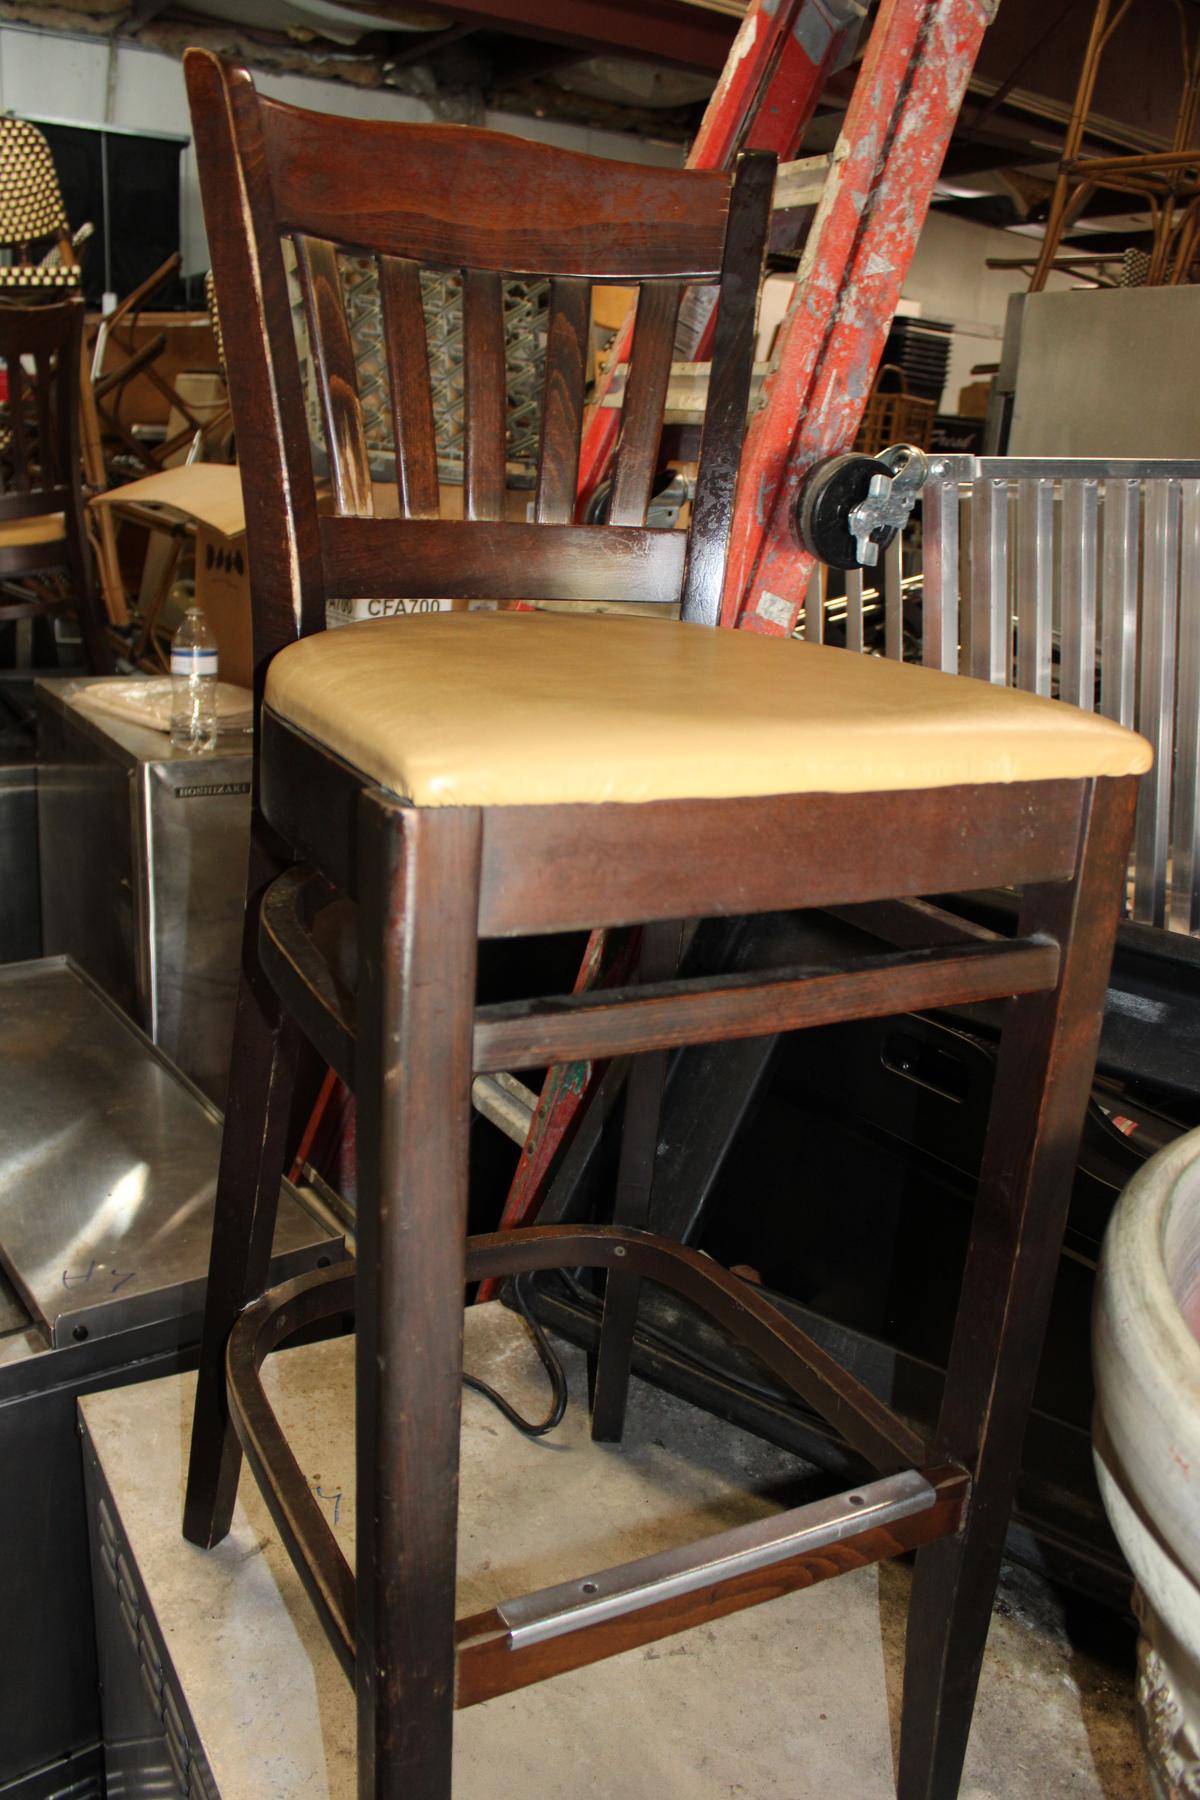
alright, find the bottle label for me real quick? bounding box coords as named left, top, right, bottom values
left=171, top=648, right=219, bottom=676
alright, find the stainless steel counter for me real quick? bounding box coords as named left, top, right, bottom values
left=0, top=955, right=343, bottom=1794
left=0, top=956, right=330, bottom=1347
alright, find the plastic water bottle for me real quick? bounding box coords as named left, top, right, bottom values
left=169, top=606, right=219, bottom=753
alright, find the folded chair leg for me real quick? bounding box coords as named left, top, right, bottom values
left=591, top=920, right=682, bottom=1445
left=183, top=828, right=300, bottom=1548
left=897, top=777, right=1136, bottom=1800
left=355, top=794, right=482, bottom=1800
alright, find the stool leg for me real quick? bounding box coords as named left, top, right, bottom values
left=355, top=795, right=482, bottom=1800
left=897, top=778, right=1135, bottom=1800
left=591, top=920, right=681, bottom=1444
left=184, top=827, right=299, bottom=1547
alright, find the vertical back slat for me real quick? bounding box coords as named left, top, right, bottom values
left=681, top=149, right=776, bottom=627
left=608, top=281, right=680, bottom=528
left=57, top=343, right=78, bottom=496
left=35, top=352, right=56, bottom=487
left=9, top=359, right=29, bottom=492
left=535, top=277, right=590, bottom=525
left=295, top=234, right=374, bottom=518
left=463, top=269, right=506, bottom=522
left=378, top=255, right=440, bottom=520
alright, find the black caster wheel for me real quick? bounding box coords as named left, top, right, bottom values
left=794, top=452, right=895, bottom=571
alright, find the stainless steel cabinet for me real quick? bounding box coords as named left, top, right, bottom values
left=36, top=679, right=250, bottom=1103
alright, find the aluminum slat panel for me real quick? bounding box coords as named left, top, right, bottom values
left=1015, top=477, right=1054, bottom=697
left=845, top=567, right=864, bottom=654
left=1133, top=479, right=1181, bottom=926
left=970, top=477, right=1008, bottom=684
left=1100, top=478, right=1139, bottom=730
left=1171, top=480, right=1200, bottom=932
left=1058, top=480, right=1099, bottom=709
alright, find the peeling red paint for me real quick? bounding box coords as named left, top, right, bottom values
left=722, top=0, right=993, bottom=634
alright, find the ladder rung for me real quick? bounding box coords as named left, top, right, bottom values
left=471, top=1071, right=537, bottom=1143
left=773, top=152, right=831, bottom=211
left=601, top=359, right=769, bottom=420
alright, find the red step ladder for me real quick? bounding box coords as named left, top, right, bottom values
left=491, top=0, right=997, bottom=1255
left=724, top=0, right=994, bottom=633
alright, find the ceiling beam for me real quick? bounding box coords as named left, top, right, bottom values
left=363, top=0, right=738, bottom=73
left=384, top=21, right=477, bottom=70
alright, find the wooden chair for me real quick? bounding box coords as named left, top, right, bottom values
left=0, top=299, right=112, bottom=673
left=182, top=49, right=1150, bottom=1800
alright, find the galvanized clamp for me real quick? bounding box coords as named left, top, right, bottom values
left=847, top=442, right=929, bottom=568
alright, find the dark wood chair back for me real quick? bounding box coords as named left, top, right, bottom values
left=183, top=49, right=775, bottom=685
left=0, top=299, right=85, bottom=527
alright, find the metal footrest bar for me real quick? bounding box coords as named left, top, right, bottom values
left=454, top=1462, right=968, bottom=1708
left=497, top=1467, right=938, bottom=1650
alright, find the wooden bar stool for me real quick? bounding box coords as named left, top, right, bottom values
left=181, top=50, right=1150, bottom=1800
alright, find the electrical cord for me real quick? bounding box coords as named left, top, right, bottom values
left=464, top=1264, right=805, bottom=1443
left=463, top=1257, right=790, bottom=1442
left=552, top=1264, right=800, bottom=1411
left=462, top=1272, right=569, bottom=1439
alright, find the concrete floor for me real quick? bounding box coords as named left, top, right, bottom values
left=80, top=1303, right=1149, bottom=1799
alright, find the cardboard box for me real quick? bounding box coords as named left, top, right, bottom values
left=957, top=380, right=992, bottom=419
left=91, top=464, right=256, bottom=687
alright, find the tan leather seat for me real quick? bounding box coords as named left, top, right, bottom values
left=266, top=609, right=1152, bottom=808
left=0, top=512, right=65, bottom=549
